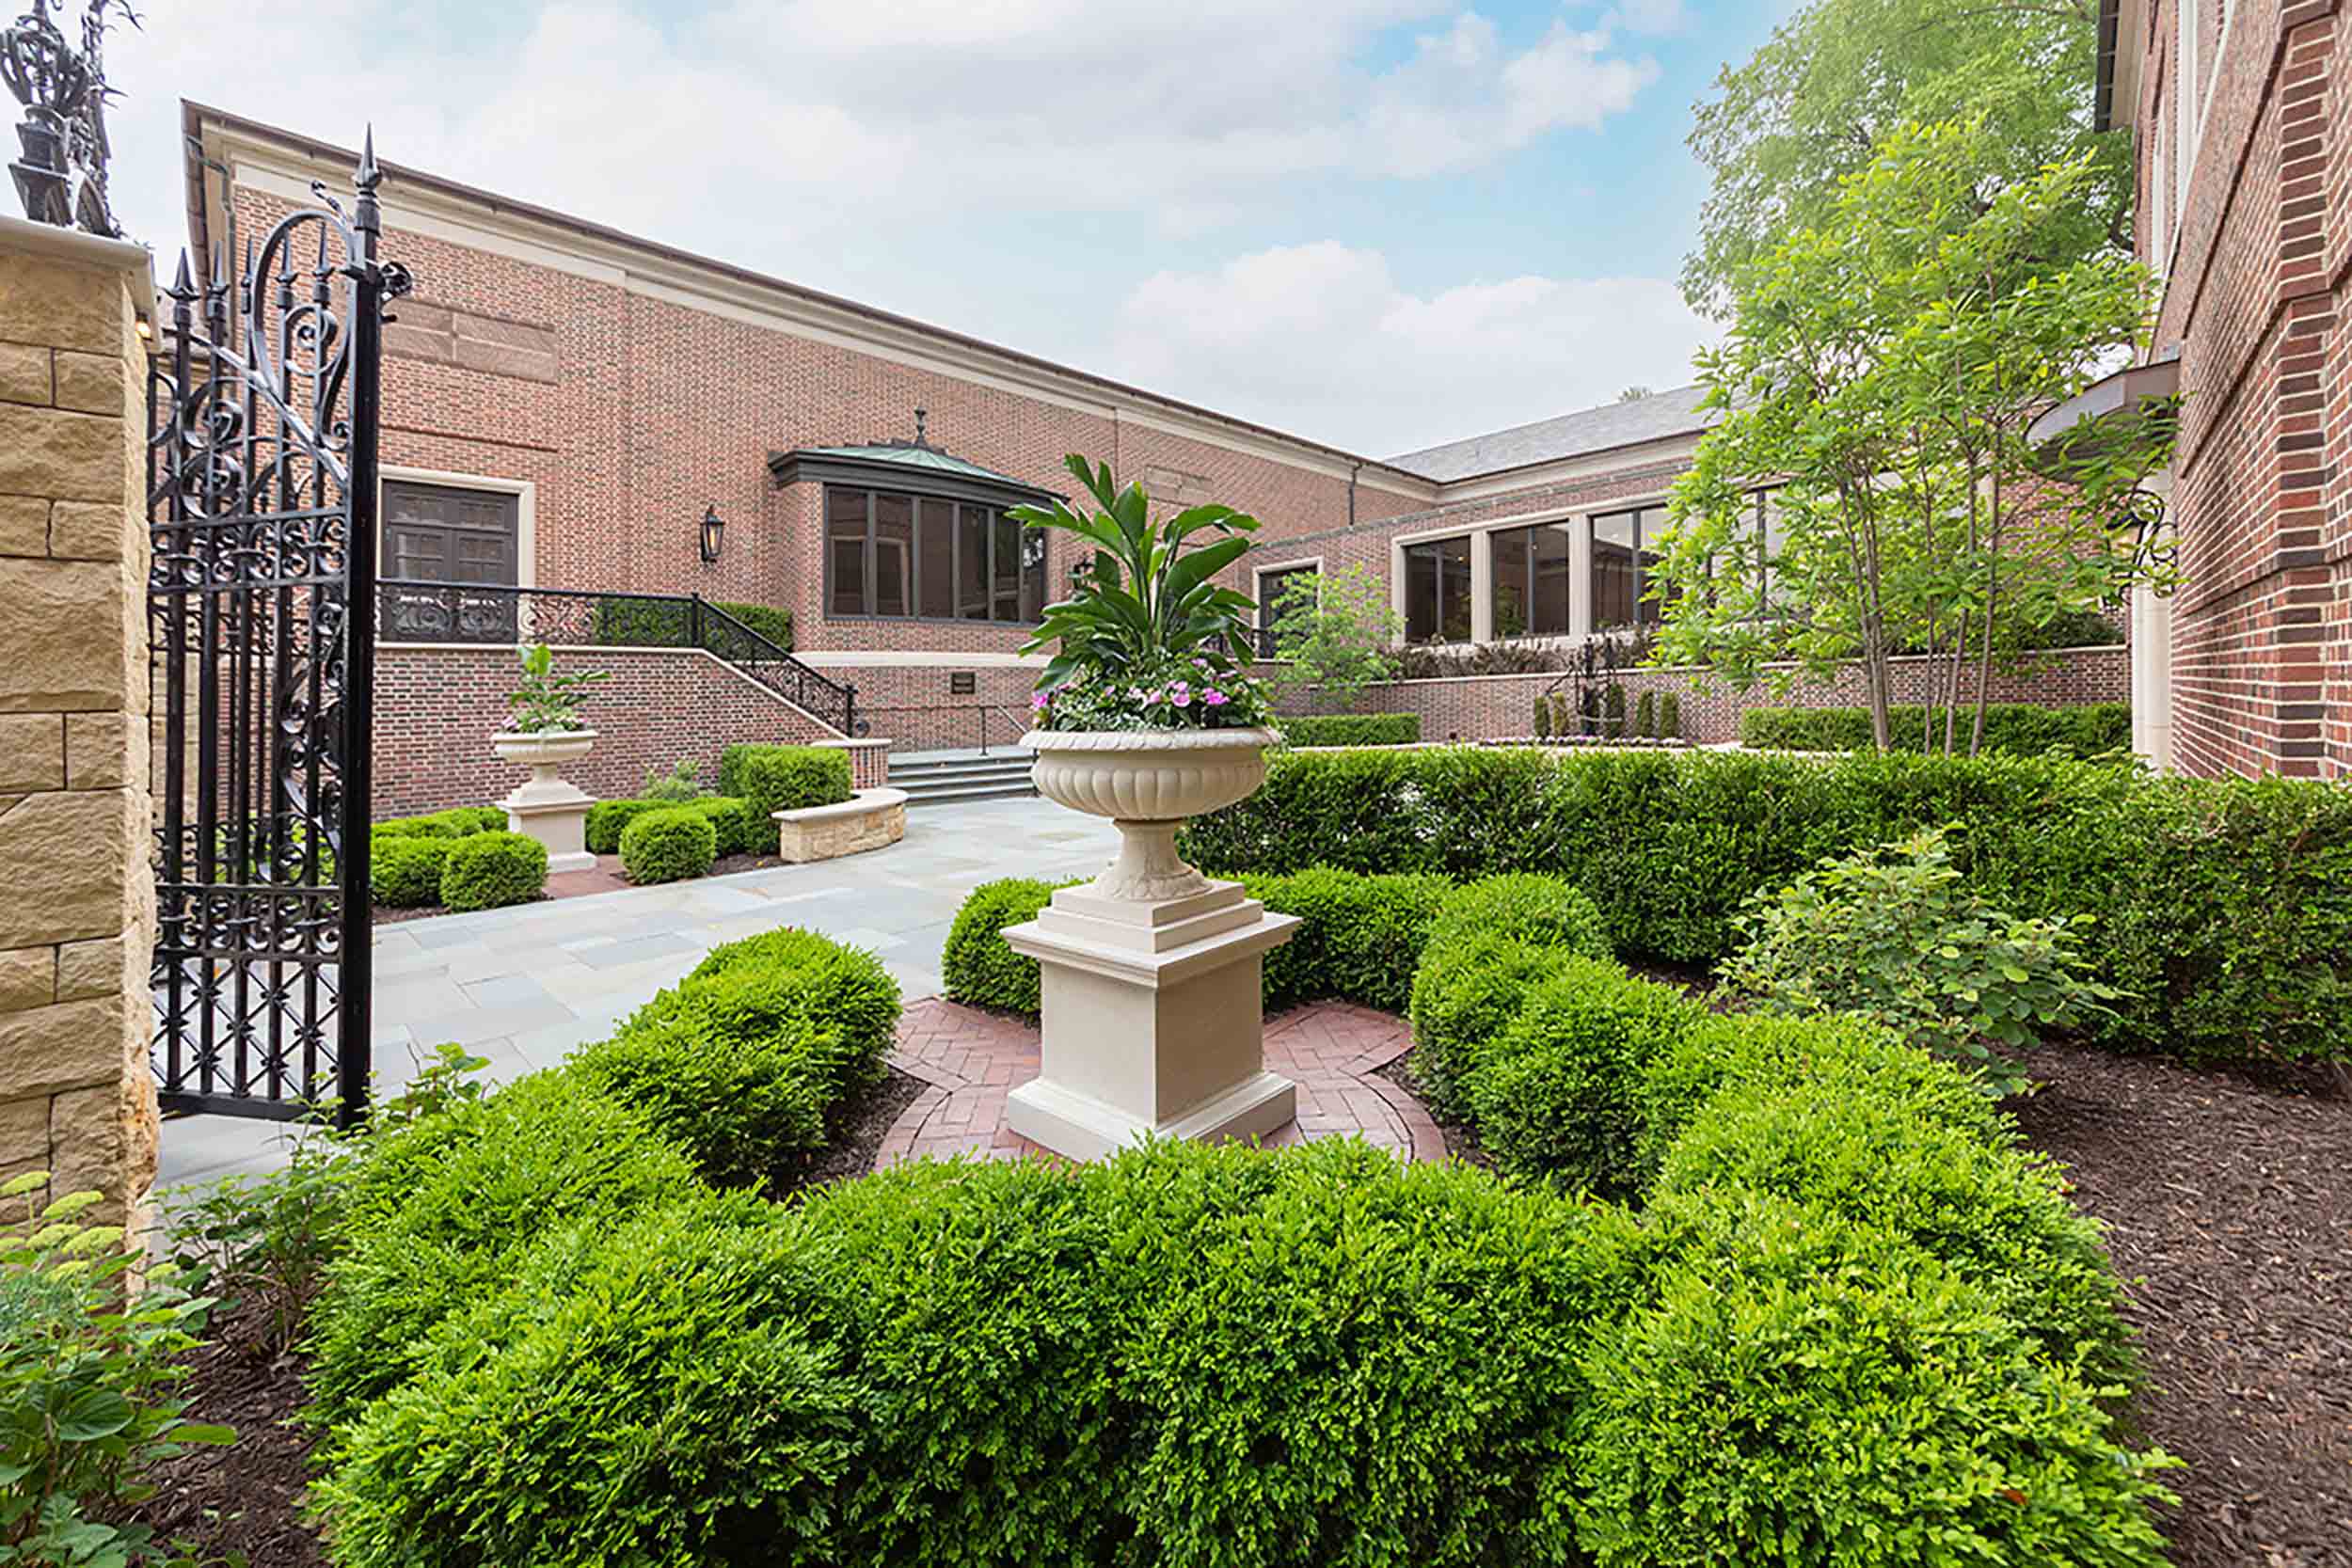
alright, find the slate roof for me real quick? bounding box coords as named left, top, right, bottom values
left=1386, top=384, right=1717, bottom=482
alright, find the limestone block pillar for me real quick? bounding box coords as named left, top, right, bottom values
left=0, top=216, right=161, bottom=1228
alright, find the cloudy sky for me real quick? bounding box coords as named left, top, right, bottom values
left=103, top=0, right=1786, bottom=457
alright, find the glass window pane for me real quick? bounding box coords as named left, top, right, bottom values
left=959, top=506, right=991, bottom=619
left=1532, top=523, right=1571, bottom=635
left=1592, top=511, right=1637, bottom=630
left=1438, top=536, right=1471, bottom=642
left=1759, top=491, right=1785, bottom=612
left=1259, top=566, right=1313, bottom=631
left=1020, top=522, right=1047, bottom=621
left=918, top=498, right=955, bottom=620
left=1492, top=527, right=1532, bottom=638
left=1405, top=545, right=1439, bottom=643
left=826, top=488, right=868, bottom=618
left=1637, top=505, right=1670, bottom=626
left=993, top=514, right=1021, bottom=621
left=873, top=493, right=914, bottom=618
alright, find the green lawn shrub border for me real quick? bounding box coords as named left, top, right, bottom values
left=1279, top=712, right=1422, bottom=747
left=1183, top=743, right=2352, bottom=1065
left=1740, top=701, right=2133, bottom=757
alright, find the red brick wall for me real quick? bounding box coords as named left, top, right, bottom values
left=1291, top=646, right=2130, bottom=745
left=2135, top=0, right=2352, bottom=777
left=373, top=645, right=836, bottom=816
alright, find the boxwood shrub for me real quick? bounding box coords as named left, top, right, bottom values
left=943, top=878, right=1063, bottom=1015
left=1740, top=701, right=2134, bottom=758
left=712, top=599, right=793, bottom=650
left=584, top=798, right=665, bottom=855
left=1467, top=957, right=1706, bottom=1192
left=722, top=744, right=853, bottom=851
left=572, top=927, right=898, bottom=1188
left=1572, top=1190, right=2176, bottom=1568
left=1406, top=932, right=1573, bottom=1117
left=1185, top=744, right=2352, bottom=1065
left=688, top=795, right=758, bottom=857
left=370, top=836, right=452, bottom=907
left=1280, top=712, right=1422, bottom=748
left=306, top=1069, right=701, bottom=1424
left=437, top=830, right=548, bottom=912
left=1242, top=866, right=1453, bottom=1014
left=1425, top=872, right=1611, bottom=957
left=619, top=805, right=717, bottom=885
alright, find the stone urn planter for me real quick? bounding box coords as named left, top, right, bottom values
left=492, top=727, right=598, bottom=872
left=1002, top=725, right=1299, bottom=1160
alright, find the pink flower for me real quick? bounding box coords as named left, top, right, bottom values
left=1127, top=686, right=1150, bottom=703
left=1168, top=682, right=1192, bottom=708
left=1031, top=690, right=1053, bottom=710
left=1201, top=689, right=1230, bottom=706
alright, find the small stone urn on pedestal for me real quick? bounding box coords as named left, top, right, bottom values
left=1001, top=726, right=1299, bottom=1160
left=491, top=728, right=598, bottom=872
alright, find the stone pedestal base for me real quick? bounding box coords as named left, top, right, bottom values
left=1001, top=879, right=1299, bottom=1161
left=501, top=780, right=596, bottom=873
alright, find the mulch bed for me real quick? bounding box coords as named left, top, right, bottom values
left=2008, top=1042, right=2352, bottom=1568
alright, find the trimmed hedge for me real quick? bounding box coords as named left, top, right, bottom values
left=305, top=1069, right=701, bottom=1424
left=1184, top=745, right=2352, bottom=1065
left=1740, top=701, right=2134, bottom=758
left=1243, top=866, right=1453, bottom=1014
left=370, top=836, right=452, bottom=908
left=722, top=744, right=853, bottom=851
left=572, top=927, right=898, bottom=1188
left=1406, top=933, right=1570, bottom=1117
left=688, top=795, right=758, bottom=857
left=620, top=806, right=717, bottom=885
left=943, top=878, right=1063, bottom=1014
left=585, top=798, right=666, bottom=855
left=1467, top=958, right=1706, bottom=1192
left=374, top=805, right=503, bottom=842
left=1425, top=872, right=1611, bottom=958
left=437, top=831, right=548, bottom=913
left=1280, top=712, right=1422, bottom=748
left=713, top=599, right=793, bottom=650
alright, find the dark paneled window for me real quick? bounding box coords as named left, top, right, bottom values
left=1492, top=522, right=1571, bottom=637
left=824, top=485, right=1047, bottom=623
left=1592, top=506, right=1669, bottom=630
left=1404, top=537, right=1472, bottom=643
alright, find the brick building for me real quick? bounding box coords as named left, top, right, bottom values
left=183, top=103, right=2121, bottom=804
left=2068, top=0, right=2352, bottom=776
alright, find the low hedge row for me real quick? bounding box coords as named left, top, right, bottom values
left=588, top=596, right=794, bottom=651
left=304, top=991, right=2172, bottom=1568
left=1740, top=702, right=2133, bottom=757
left=619, top=806, right=717, bottom=884
left=945, top=868, right=1607, bottom=1022
left=1184, top=744, right=2352, bottom=1065
left=371, top=808, right=548, bottom=911
left=1279, top=712, right=1421, bottom=748
left=722, top=744, right=853, bottom=851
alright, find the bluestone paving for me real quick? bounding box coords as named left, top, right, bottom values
left=157, top=796, right=1120, bottom=1189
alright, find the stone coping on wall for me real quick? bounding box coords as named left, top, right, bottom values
left=773, top=786, right=908, bottom=862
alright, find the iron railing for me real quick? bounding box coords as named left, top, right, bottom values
left=375, top=579, right=860, bottom=737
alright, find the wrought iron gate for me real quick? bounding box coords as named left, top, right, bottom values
left=148, top=138, right=411, bottom=1124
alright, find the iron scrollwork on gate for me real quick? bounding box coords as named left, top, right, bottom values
left=149, top=135, right=411, bottom=1124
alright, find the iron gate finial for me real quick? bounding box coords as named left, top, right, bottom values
left=2, top=0, right=134, bottom=235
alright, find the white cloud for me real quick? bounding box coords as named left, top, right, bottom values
left=1109, top=242, right=1719, bottom=454
left=1602, top=0, right=1689, bottom=34
left=103, top=2, right=1661, bottom=261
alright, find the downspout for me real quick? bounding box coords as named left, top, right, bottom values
left=1347, top=459, right=1360, bottom=529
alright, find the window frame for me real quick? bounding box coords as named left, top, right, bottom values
left=1402, top=534, right=1474, bottom=645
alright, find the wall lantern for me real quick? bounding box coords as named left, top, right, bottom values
left=698, top=504, right=725, bottom=564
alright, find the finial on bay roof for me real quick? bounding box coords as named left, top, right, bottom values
left=914, top=407, right=928, bottom=447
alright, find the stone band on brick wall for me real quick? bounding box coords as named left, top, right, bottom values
left=0, top=218, right=161, bottom=1228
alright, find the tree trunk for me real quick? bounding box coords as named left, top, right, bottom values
left=1970, top=467, right=2004, bottom=757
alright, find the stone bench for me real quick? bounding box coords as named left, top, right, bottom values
left=772, top=786, right=908, bottom=863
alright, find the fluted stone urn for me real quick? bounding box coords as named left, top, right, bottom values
left=1002, top=726, right=1299, bottom=1160
left=491, top=728, right=598, bottom=872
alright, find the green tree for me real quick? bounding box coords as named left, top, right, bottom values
left=1653, top=119, right=2173, bottom=753
left=1264, top=563, right=1400, bottom=713
left=1683, top=0, right=2124, bottom=317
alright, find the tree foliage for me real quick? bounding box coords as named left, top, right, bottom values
left=1683, top=0, right=2124, bottom=317
left=1264, top=563, right=1400, bottom=712
left=1653, top=118, right=2173, bottom=752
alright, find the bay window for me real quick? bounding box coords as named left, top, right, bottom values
left=824, top=484, right=1046, bottom=623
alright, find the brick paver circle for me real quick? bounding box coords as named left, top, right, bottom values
left=877, top=998, right=1444, bottom=1167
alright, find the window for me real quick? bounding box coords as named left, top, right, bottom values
left=1491, top=522, right=1571, bottom=637
left=823, top=485, right=1046, bottom=623
left=1404, top=536, right=1471, bottom=643
left=380, top=478, right=521, bottom=642
left=1591, top=506, right=1670, bottom=630
left=1256, top=564, right=1318, bottom=643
